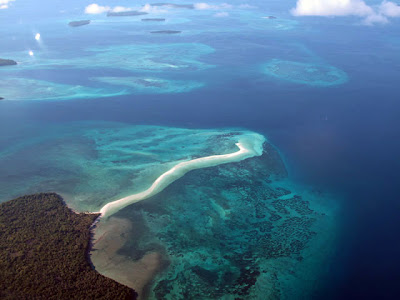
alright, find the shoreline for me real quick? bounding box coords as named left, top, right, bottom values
left=0, top=135, right=265, bottom=298
left=88, top=134, right=264, bottom=297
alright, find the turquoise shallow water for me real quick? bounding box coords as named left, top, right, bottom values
left=1, top=0, right=400, bottom=299
left=0, top=1, right=342, bottom=298
left=0, top=122, right=259, bottom=211
left=262, top=59, right=348, bottom=86
left=0, top=120, right=340, bottom=299
left=93, top=137, right=339, bottom=299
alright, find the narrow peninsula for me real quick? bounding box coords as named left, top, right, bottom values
left=0, top=193, right=137, bottom=299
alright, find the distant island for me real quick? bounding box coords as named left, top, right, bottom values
left=142, top=18, right=166, bottom=22
left=151, top=3, right=194, bottom=9
left=0, top=58, right=17, bottom=66
left=69, top=20, right=91, bottom=27
left=107, top=11, right=148, bottom=17
left=0, top=193, right=137, bottom=299
left=150, top=30, right=181, bottom=34
left=264, top=16, right=277, bottom=19
left=0, top=97, right=4, bottom=100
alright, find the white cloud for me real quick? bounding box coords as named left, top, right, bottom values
left=0, top=0, right=15, bottom=9
left=363, top=12, right=389, bottom=24
left=194, top=3, right=213, bottom=10
left=214, top=11, right=229, bottom=17
left=84, top=3, right=139, bottom=14
left=111, top=6, right=132, bottom=13
left=291, top=0, right=373, bottom=16
left=238, top=4, right=256, bottom=9
left=141, top=4, right=154, bottom=12
left=291, top=0, right=400, bottom=25
left=140, top=4, right=168, bottom=13
left=84, top=3, right=111, bottom=14
left=380, top=1, right=400, bottom=17
left=194, top=3, right=233, bottom=10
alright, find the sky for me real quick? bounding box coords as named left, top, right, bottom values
left=80, top=1, right=400, bottom=25
left=3, top=0, right=400, bottom=25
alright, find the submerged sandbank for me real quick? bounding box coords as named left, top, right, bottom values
left=91, top=217, right=164, bottom=299
left=91, top=138, right=339, bottom=299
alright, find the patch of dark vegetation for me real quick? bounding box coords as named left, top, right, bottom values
left=0, top=193, right=137, bottom=299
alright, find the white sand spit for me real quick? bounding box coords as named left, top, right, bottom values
left=100, top=134, right=264, bottom=218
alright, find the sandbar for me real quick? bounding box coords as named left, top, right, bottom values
left=100, top=134, right=264, bottom=218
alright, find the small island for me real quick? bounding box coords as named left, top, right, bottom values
left=107, top=11, right=148, bottom=17
left=0, top=193, right=137, bottom=299
left=151, top=3, right=194, bottom=9
left=141, top=18, right=166, bottom=22
left=69, top=20, right=91, bottom=27
left=0, top=97, right=4, bottom=100
left=150, top=30, right=181, bottom=34
left=0, top=58, right=17, bottom=66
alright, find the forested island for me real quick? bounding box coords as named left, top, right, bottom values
left=0, top=193, right=137, bottom=299
left=150, top=30, right=181, bottom=34
left=0, top=58, right=17, bottom=66
left=151, top=3, right=194, bottom=9
left=69, top=20, right=91, bottom=27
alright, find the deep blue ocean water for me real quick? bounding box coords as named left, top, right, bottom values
left=1, top=0, right=400, bottom=298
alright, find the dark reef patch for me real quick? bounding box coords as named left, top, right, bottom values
left=115, top=142, right=335, bottom=299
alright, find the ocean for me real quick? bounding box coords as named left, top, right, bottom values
left=1, top=0, right=400, bottom=299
